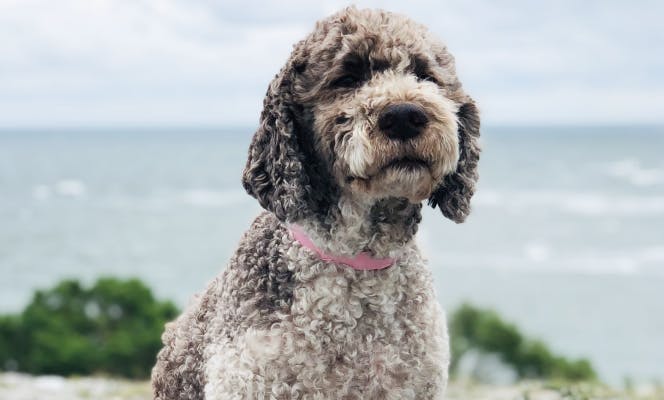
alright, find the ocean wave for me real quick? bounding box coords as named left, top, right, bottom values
left=55, top=180, right=87, bottom=197
left=522, top=241, right=551, bottom=263
left=32, top=179, right=87, bottom=199
left=94, top=188, right=253, bottom=210
left=31, top=184, right=251, bottom=209
left=473, top=189, right=664, bottom=216
left=538, top=246, right=664, bottom=276
left=427, top=244, right=664, bottom=277
left=604, top=158, right=664, bottom=187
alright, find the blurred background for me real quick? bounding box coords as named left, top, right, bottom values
left=1, top=0, right=663, bottom=390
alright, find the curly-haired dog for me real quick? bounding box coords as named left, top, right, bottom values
left=152, top=7, right=480, bottom=400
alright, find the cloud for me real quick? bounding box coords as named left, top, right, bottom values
left=0, top=0, right=662, bottom=127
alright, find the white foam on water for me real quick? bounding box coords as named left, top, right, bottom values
left=54, top=179, right=87, bottom=197
left=523, top=241, right=551, bottom=263
left=91, top=188, right=253, bottom=211
left=561, top=253, right=641, bottom=276
left=474, top=189, right=664, bottom=216
left=31, top=180, right=87, bottom=200
left=604, top=158, right=664, bottom=187
left=434, top=244, right=664, bottom=277
left=637, top=245, right=664, bottom=264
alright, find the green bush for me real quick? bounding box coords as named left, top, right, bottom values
left=449, top=303, right=596, bottom=381
left=0, top=278, right=596, bottom=382
left=0, top=278, right=178, bottom=378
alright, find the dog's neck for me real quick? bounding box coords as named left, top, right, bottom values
left=296, top=195, right=422, bottom=259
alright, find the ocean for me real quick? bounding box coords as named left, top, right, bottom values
left=1, top=126, right=663, bottom=384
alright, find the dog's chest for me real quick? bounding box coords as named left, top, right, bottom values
left=290, top=262, right=414, bottom=346
left=204, top=260, right=448, bottom=399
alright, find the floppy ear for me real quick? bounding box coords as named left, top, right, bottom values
left=242, top=63, right=312, bottom=222
left=428, top=99, right=481, bottom=223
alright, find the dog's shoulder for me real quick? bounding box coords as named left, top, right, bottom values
left=217, top=211, right=295, bottom=330
left=235, top=211, right=284, bottom=252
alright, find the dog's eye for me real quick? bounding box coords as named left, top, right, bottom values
left=335, top=115, right=350, bottom=124
left=331, top=75, right=361, bottom=88
left=416, top=71, right=437, bottom=83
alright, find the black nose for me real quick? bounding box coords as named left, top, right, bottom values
left=378, top=103, right=428, bottom=141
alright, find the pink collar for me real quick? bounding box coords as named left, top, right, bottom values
left=289, top=224, right=395, bottom=271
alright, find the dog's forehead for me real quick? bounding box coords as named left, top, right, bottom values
left=310, top=9, right=438, bottom=67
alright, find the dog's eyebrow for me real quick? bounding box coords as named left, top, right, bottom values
left=411, top=55, right=431, bottom=75
left=410, top=54, right=440, bottom=83
left=371, top=59, right=389, bottom=73
left=340, top=53, right=369, bottom=76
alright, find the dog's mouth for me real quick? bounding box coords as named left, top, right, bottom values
left=346, top=156, right=431, bottom=183
left=382, top=157, right=429, bottom=172
left=344, top=155, right=436, bottom=201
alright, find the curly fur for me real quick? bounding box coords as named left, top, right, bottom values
left=152, top=7, right=480, bottom=399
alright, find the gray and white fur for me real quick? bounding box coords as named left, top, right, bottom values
left=151, top=7, right=481, bottom=399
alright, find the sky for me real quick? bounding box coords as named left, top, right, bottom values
left=0, top=0, right=662, bottom=128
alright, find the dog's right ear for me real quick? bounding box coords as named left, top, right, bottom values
left=242, top=58, right=313, bottom=222
left=428, top=99, right=481, bottom=223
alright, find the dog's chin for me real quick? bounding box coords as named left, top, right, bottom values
left=348, top=163, right=436, bottom=204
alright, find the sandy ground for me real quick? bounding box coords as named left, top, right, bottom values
left=1, top=373, right=662, bottom=400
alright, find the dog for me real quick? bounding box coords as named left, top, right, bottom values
left=152, top=7, right=480, bottom=399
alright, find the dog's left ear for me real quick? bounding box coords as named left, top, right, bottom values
left=242, top=48, right=336, bottom=223
left=428, top=98, right=481, bottom=223
left=241, top=54, right=312, bottom=222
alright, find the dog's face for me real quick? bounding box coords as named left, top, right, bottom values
left=243, top=8, right=480, bottom=223
left=296, top=18, right=461, bottom=204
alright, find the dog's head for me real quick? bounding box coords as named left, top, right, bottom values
left=243, top=7, right=480, bottom=224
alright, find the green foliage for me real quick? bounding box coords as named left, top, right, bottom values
left=449, top=303, right=596, bottom=382
left=1, top=278, right=597, bottom=382
left=0, top=278, right=178, bottom=378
